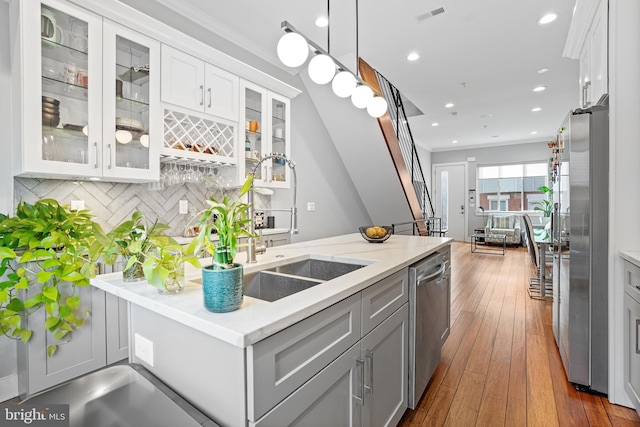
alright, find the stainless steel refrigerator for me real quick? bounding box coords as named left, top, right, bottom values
left=552, top=104, right=609, bottom=394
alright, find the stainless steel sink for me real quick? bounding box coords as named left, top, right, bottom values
left=243, top=271, right=323, bottom=302
left=265, top=258, right=366, bottom=281
left=190, top=257, right=369, bottom=302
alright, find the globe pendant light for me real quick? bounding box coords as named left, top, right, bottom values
left=115, top=129, right=132, bottom=144
left=308, top=54, right=335, bottom=85
left=277, top=32, right=309, bottom=67
left=332, top=71, right=357, bottom=98
left=367, top=96, right=388, bottom=118
left=351, top=84, right=373, bottom=109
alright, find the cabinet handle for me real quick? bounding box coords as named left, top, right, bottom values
left=94, top=142, right=98, bottom=169
left=199, top=85, right=204, bottom=106
left=364, top=350, right=374, bottom=394
left=107, top=143, right=113, bottom=169
left=636, top=319, right=640, bottom=355
left=354, top=358, right=365, bottom=406
left=208, top=88, right=212, bottom=108
left=583, top=81, right=592, bottom=107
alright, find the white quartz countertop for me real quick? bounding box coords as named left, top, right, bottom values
left=91, top=233, right=451, bottom=348
left=620, top=250, right=640, bottom=266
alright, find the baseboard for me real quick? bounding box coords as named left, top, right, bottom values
left=0, top=374, right=18, bottom=403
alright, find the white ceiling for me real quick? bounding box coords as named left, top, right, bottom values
left=145, top=0, right=580, bottom=152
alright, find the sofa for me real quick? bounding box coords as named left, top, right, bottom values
left=484, top=213, right=522, bottom=246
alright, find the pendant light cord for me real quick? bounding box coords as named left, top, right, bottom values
left=355, top=0, right=359, bottom=77
left=327, top=0, right=330, bottom=54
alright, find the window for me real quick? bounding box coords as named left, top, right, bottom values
left=477, top=162, right=547, bottom=212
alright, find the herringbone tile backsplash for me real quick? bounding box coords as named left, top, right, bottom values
left=14, top=178, right=270, bottom=237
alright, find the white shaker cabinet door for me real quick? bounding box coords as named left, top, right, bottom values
left=204, top=63, right=239, bottom=121
left=160, top=45, right=205, bottom=111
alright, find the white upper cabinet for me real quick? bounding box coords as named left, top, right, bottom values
left=564, top=0, right=608, bottom=108
left=102, top=21, right=161, bottom=181
left=161, top=45, right=239, bottom=122
left=10, top=0, right=160, bottom=182
left=240, top=80, right=291, bottom=189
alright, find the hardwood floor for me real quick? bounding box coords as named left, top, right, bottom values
left=398, top=242, right=640, bottom=427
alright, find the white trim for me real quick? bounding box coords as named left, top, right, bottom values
left=432, top=161, right=468, bottom=242
left=0, top=374, right=18, bottom=402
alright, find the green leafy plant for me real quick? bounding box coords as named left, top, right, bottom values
left=189, top=175, right=257, bottom=268
left=0, top=199, right=104, bottom=357
left=142, top=243, right=198, bottom=293
left=102, top=211, right=171, bottom=279
left=532, top=185, right=554, bottom=217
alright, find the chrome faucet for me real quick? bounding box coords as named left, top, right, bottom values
left=246, top=153, right=298, bottom=263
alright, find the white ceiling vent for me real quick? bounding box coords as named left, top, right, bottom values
left=416, top=7, right=445, bottom=22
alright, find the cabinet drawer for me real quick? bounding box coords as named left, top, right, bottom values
left=361, top=269, right=408, bottom=336
left=247, top=293, right=362, bottom=422
left=624, top=260, right=640, bottom=304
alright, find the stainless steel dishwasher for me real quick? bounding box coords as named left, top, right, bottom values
left=408, top=250, right=451, bottom=408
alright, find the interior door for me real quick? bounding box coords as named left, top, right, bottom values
left=434, top=164, right=466, bottom=241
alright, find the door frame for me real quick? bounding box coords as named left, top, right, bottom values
left=432, top=161, right=469, bottom=241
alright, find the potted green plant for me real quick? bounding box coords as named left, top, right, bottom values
left=141, top=238, right=199, bottom=294
left=0, top=199, right=104, bottom=357
left=102, top=211, right=171, bottom=282
left=532, top=185, right=554, bottom=217
left=190, top=175, right=257, bottom=312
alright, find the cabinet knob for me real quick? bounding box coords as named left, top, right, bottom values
left=199, top=85, right=204, bottom=106
left=208, top=88, right=212, bottom=108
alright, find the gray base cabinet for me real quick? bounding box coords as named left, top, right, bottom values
left=251, top=345, right=362, bottom=427
left=251, top=304, right=408, bottom=427
left=624, top=258, right=640, bottom=413
left=249, top=269, right=409, bottom=426
left=18, top=283, right=129, bottom=398
left=362, top=304, right=408, bottom=427
left=106, top=293, right=129, bottom=364
left=18, top=285, right=107, bottom=398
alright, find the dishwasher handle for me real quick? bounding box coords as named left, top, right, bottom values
left=416, top=264, right=446, bottom=285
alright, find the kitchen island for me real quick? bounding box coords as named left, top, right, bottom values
left=91, top=233, right=451, bottom=426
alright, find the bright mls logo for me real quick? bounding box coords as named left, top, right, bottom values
left=1, top=404, right=69, bottom=426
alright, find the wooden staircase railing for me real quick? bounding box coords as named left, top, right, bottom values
left=359, top=58, right=433, bottom=236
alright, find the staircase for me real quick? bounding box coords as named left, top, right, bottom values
left=300, top=58, right=439, bottom=236
left=359, top=59, right=441, bottom=236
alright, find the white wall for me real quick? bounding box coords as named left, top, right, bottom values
left=431, top=141, right=550, bottom=235
left=0, top=0, right=18, bottom=402
left=608, top=0, right=640, bottom=407
left=0, top=1, right=12, bottom=214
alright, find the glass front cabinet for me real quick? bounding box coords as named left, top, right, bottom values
left=240, top=80, right=291, bottom=189
left=11, top=0, right=160, bottom=182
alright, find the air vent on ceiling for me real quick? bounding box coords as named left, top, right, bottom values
left=416, top=7, right=445, bottom=22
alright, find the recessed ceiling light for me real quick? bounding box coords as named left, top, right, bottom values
left=432, top=122, right=439, bottom=127
left=452, top=140, right=458, bottom=144
left=531, top=107, right=542, bottom=112
left=492, top=135, right=500, bottom=138
left=445, top=103, right=454, bottom=108
left=315, top=16, right=329, bottom=27
left=537, top=13, right=557, bottom=25
left=537, top=68, right=549, bottom=74
left=531, top=131, right=538, bottom=135
left=533, top=86, right=547, bottom=92
left=407, top=52, right=420, bottom=61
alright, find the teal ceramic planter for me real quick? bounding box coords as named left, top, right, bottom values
left=202, top=263, right=244, bottom=313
